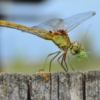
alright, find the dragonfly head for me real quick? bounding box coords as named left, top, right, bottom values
left=70, top=41, right=90, bottom=62
left=70, top=41, right=85, bottom=57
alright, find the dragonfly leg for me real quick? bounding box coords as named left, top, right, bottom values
left=63, top=52, right=68, bottom=72
left=49, top=51, right=62, bottom=72
left=68, top=55, right=75, bottom=71
left=39, top=51, right=61, bottom=72
left=57, top=53, right=68, bottom=72
left=61, top=54, right=68, bottom=72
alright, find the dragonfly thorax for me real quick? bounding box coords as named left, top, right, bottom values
left=51, top=31, right=71, bottom=51
left=70, top=41, right=84, bottom=55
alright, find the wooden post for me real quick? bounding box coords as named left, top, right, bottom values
left=0, top=71, right=100, bottom=100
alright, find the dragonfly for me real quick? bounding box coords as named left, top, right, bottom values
left=0, top=11, right=96, bottom=72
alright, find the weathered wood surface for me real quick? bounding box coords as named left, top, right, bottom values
left=85, top=71, right=100, bottom=100
left=0, top=71, right=100, bottom=100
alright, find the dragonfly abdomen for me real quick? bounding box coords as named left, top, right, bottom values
left=0, top=20, right=52, bottom=40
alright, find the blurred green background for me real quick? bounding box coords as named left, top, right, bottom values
left=0, top=0, right=100, bottom=74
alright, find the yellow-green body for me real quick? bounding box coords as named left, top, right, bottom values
left=51, top=34, right=71, bottom=51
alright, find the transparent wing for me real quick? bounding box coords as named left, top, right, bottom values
left=32, top=18, right=64, bottom=31
left=32, top=11, right=95, bottom=33
left=64, top=11, right=96, bottom=32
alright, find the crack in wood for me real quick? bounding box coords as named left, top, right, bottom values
left=58, top=74, right=59, bottom=100
left=83, top=73, right=86, bottom=100
left=27, top=78, right=32, bottom=100
left=50, top=73, right=51, bottom=100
